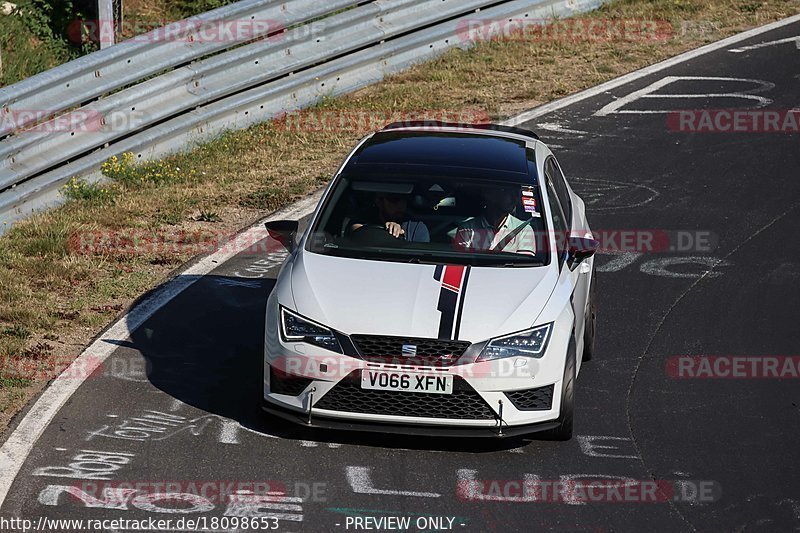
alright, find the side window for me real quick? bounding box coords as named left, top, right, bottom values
left=546, top=157, right=572, bottom=229
left=544, top=172, right=568, bottom=266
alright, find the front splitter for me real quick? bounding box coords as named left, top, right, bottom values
left=262, top=398, right=559, bottom=438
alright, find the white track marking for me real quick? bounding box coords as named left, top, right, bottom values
left=536, top=122, right=589, bottom=135
left=729, top=36, right=800, bottom=53
left=593, top=76, right=774, bottom=116
left=596, top=251, right=642, bottom=273
left=639, top=256, right=731, bottom=279
left=456, top=469, right=541, bottom=502
left=576, top=435, right=638, bottom=459
left=570, top=176, right=659, bottom=211
left=346, top=466, right=440, bottom=498
left=503, top=14, right=800, bottom=126
left=218, top=419, right=241, bottom=444
left=2, top=14, right=800, bottom=510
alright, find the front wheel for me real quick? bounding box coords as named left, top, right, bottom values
left=542, top=339, right=575, bottom=441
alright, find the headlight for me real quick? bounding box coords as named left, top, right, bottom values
left=280, top=307, right=343, bottom=353
left=477, top=323, right=553, bottom=362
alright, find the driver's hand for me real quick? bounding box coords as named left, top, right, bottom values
left=385, top=222, right=405, bottom=239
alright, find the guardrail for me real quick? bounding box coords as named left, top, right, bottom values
left=0, top=0, right=358, bottom=137
left=0, top=0, right=606, bottom=231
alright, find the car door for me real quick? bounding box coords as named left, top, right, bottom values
left=544, top=157, right=590, bottom=354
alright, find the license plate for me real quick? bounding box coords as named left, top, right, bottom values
left=361, top=370, right=453, bottom=395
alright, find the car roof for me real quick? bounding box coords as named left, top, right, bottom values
left=344, top=125, right=539, bottom=183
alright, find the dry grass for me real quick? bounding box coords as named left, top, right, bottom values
left=1, top=0, right=798, bottom=430
left=121, top=0, right=235, bottom=38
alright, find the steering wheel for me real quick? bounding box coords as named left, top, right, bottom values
left=347, top=224, right=408, bottom=247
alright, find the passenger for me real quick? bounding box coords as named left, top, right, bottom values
left=455, top=186, right=536, bottom=254
left=350, top=192, right=430, bottom=242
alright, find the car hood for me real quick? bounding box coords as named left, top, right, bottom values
left=289, top=251, right=558, bottom=342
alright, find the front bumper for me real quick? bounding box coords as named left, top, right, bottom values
left=263, top=346, right=567, bottom=435
left=261, top=395, right=560, bottom=438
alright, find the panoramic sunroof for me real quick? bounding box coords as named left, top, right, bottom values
left=354, top=132, right=529, bottom=174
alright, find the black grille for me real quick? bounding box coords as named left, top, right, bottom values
left=351, top=335, right=470, bottom=366
left=315, top=371, right=496, bottom=420
left=269, top=367, right=313, bottom=396
left=505, top=385, right=554, bottom=411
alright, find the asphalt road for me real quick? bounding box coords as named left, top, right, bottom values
left=1, top=19, right=799, bottom=533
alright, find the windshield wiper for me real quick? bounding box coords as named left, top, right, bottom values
left=404, top=254, right=447, bottom=265
left=480, top=256, right=544, bottom=267
left=498, top=261, right=542, bottom=267
left=312, top=244, right=543, bottom=267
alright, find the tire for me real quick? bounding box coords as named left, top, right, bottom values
left=542, top=339, right=576, bottom=441
left=582, top=268, right=597, bottom=362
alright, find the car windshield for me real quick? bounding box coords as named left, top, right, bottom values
left=305, top=175, right=550, bottom=267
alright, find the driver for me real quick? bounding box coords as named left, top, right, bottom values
left=350, top=192, right=430, bottom=242
left=455, top=186, right=536, bottom=254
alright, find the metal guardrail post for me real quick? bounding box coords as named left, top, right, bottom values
left=98, top=0, right=116, bottom=48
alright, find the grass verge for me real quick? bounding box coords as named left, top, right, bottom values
left=0, top=0, right=81, bottom=86
left=1, top=0, right=798, bottom=430
left=0, top=0, right=233, bottom=87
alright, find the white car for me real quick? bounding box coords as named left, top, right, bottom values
left=262, top=122, right=598, bottom=439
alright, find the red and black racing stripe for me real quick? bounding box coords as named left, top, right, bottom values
left=434, top=265, right=470, bottom=340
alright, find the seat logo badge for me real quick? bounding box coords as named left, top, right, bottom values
left=402, top=344, right=418, bottom=357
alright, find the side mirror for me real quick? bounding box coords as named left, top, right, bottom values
left=567, top=236, right=599, bottom=270
left=265, top=220, right=299, bottom=251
